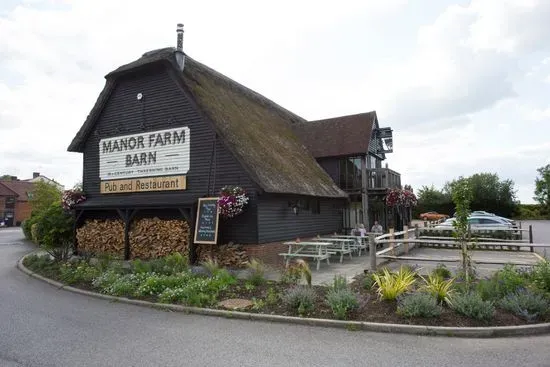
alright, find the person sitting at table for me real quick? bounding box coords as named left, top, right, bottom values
left=353, top=223, right=367, bottom=237
left=371, top=221, right=384, bottom=234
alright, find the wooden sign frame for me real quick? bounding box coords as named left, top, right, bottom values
left=193, top=197, right=220, bottom=245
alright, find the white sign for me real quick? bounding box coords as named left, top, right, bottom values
left=99, top=127, right=190, bottom=180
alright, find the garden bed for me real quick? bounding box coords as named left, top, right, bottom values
left=22, top=253, right=550, bottom=327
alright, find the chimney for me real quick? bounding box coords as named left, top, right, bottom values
left=175, top=23, right=185, bottom=71
left=33, top=172, right=40, bottom=179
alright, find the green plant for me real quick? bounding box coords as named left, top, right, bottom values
left=282, top=286, right=316, bottom=316
left=59, top=261, right=100, bottom=285
left=498, top=288, right=549, bottom=321
left=252, top=298, right=266, bottom=310
left=246, top=258, right=266, bottom=286
left=532, top=260, right=550, bottom=293
left=325, top=288, right=359, bottom=320
left=397, top=293, right=442, bottom=318
left=164, top=252, right=189, bottom=274
left=281, top=259, right=312, bottom=286
left=420, top=274, right=455, bottom=305
left=432, top=264, right=452, bottom=279
left=265, top=287, right=279, bottom=306
left=157, top=272, right=233, bottom=307
left=34, top=202, right=74, bottom=262
left=131, top=259, right=152, bottom=274
left=451, top=292, right=495, bottom=321
left=372, top=266, right=416, bottom=301
left=134, top=273, right=190, bottom=297
left=23, top=254, right=54, bottom=271
left=330, top=275, right=348, bottom=291
left=494, top=264, right=528, bottom=296
left=102, top=273, right=148, bottom=297
left=201, top=258, right=220, bottom=275
left=451, top=177, right=474, bottom=282
left=475, top=278, right=499, bottom=301
left=244, top=282, right=256, bottom=291
left=363, top=274, right=376, bottom=290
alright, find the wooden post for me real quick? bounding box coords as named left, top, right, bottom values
left=361, top=155, right=369, bottom=230
left=389, top=228, right=395, bottom=256
left=423, top=220, right=427, bottom=228
left=529, top=225, right=534, bottom=252
left=415, top=224, right=420, bottom=248
left=404, top=225, right=409, bottom=254
left=369, top=233, right=376, bottom=271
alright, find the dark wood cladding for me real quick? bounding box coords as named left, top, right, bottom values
left=81, top=65, right=258, bottom=243
left=257, top=194, right=346, bottom=243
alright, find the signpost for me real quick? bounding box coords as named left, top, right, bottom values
left=194, top=197, right=220, bottom=245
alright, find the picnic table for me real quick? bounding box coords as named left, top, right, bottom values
left=310, top=237, right=355, bottom=262
left=330, top=235, right=368, bottom=255
left=279, top=241, right=333, bottom=270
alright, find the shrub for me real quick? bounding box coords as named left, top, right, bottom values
left=494, top=264, right=528, bottom=296
left=498, top=288, right=550, bottom=321
left=59, top=261, right=100, bottom=285
left=22, top=218, right=33, bottom=240
left=325, top=288, right=359, bottom=320
left=134, top=273, right=190, bottom=297
left=451, top=292, right=495, bottom=321
left=372, top=266, right=416, bottom=301
left=432, top=264, right=452, bottom=279
left=33, top=202, right=74, bottom=262
left=397, top=293, right=442, bottom=318
left=420, top=274, right=455, bottom=305
left=281, top=260, right=312, bottom=286
left=131, top=259, right=152, bottom=274
left=164, top=252, right=189, bottom=274
left=475, top=278, right=499, bottom=301
left=157, top=272, right=234, bottom=306
left=246, top=258, right=266, bottom=286
left=330, top=275, right=348, bottom=291
left=283, top=286, right=316, bottom=316
left=532, top=260, right=550, bottom=293
left=363, top=274, right=376, bottom=290
left=93, top=272, right=148, bottom=297
left=265, top=287, right=279, bottom=306
left=201, top=258, right=220, bottom=275
left=23, top=254, right=54, bottom=271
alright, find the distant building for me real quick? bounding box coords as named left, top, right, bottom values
left=24, top=172, right=65, bottom=191
left=0, top=177, right=34, bottom=226
left=0, top=172, right=64, bottom=226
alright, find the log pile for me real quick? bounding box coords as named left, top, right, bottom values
left=129, top=217, right=190, bottom=259
left=76, top=219, right=125, bottom=257
left=195, top=242, right=249, bottom=268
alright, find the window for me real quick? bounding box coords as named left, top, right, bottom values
left=338, top=156, right=363, bottom=190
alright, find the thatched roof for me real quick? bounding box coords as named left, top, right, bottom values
left=68, top=48, right=347, bottom=199
left=292, top=112, right=377, bottom=158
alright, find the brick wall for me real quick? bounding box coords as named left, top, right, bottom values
left=0, top=197, right=5, bottom=218
left=15, top=201, right=32, bottom=225
left=242, top=242, right=289, bottom=269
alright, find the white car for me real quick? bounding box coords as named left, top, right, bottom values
left=434, top=216, right=512, bottom=230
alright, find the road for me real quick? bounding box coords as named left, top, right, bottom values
left=1, top=227, right=550, bottom=367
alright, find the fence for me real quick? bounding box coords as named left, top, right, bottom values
left=368, top=224, right=545, bottom=271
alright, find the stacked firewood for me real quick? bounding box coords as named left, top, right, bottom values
left=129, top=218, right=189, bottom=259
left=76, top=219, right=125, bottom=256
left=195, top=242, right=249, bottom=268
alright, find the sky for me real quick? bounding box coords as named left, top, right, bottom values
left=0, top=0, right=549, bottom=203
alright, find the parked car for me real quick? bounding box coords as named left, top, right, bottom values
left=419, top=211, right=449, bottom=221
left=470, top=211, right=517, bottom=227
left=434, top=215, right=513, bottom=230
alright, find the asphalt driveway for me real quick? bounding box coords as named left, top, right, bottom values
left=1, top=227, right=550, bottom=367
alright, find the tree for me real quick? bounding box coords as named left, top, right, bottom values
left=534, top=164, right=550, bottom=214
left=415, top=185, right=453, bottom=217
left=445, top=173, right=518, bottom=218
left=34, top=202, right=74, bottom=262
left=30, top=181, right=63, bottom=215
left=451, top=177, right=474, bottom=282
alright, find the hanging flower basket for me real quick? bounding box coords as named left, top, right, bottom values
left=62, top=189, right=86, bottom=211
left=385, top=188, right=418, bottom=208
left=217, top=186, right=249, bottom=219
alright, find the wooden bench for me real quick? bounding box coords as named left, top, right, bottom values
left=312, top=238, right=354, bottom=263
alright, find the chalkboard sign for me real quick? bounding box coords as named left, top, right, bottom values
left=193, top=197, right=220, bottom=244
